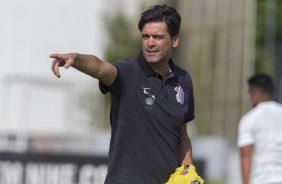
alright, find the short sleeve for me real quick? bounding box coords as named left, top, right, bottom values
left=183, top=73, right=195, bottom=123
left=99, top=64, right=120, bottom=94
left=99, top=59, right=134, bottom=95
left=99, top=62, right=125, bottom=94
left=237, top=114, right=255, bottom=148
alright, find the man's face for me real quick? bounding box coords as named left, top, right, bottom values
left=141, top=22, right=179, bottom=65
left=248, top=88, right=259, bottom=107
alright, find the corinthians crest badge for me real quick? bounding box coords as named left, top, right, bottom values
left=174, top=86, right=184, bottom=105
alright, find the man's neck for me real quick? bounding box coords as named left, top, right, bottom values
left=254, top=97, right=273, bottom=107
left=148, top=62, right=170, bottom=78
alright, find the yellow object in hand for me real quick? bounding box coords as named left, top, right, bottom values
left=165, top=164, right=204, bottom=184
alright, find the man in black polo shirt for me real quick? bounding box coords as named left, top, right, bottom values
left=50, top=4, right=196, bottom=184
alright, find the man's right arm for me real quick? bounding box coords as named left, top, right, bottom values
left=50, top=53, right=117, bottom=86
left=240, top=145, right=252, bottom=184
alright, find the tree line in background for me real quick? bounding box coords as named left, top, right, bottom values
left=256, top=0, right=281, bottom=75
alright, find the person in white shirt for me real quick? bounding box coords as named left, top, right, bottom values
left=237, top=73, right=282, bottom=184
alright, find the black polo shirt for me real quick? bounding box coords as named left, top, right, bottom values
left=99, top=51, right=195, bottom=184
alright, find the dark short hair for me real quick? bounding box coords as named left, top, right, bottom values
left=138, top=4, right=181, bottom=37
left=248, top=73, right=274, bottom=95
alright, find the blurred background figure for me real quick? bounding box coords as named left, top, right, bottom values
left=237, top=74, right=282, bottom=184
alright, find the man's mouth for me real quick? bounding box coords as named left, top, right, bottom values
left=146, top=49, right=158, bottom=56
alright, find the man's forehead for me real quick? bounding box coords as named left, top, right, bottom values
left=141, top=23, right=169, bottom=36
left=142, top=22, right=168, bottom=31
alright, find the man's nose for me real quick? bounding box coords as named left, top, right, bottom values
left=148, top=37, right=156, bottom=46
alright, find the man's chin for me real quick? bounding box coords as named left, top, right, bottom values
left=146, top=59, right=158, bottom=64
left=144, top=56, right=158, bottom=63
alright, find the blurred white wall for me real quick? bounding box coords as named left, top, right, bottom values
left=0, top=0, right=151, bottom=136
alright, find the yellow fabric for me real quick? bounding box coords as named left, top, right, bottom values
left=165, top=164, right=204, bottom=184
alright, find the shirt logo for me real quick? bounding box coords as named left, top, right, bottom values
left=145, top=95, right=155, bottom=105
left=175, top=86, right=184, bottom=105
left=142, top=87, right=151, bottom=95
left=142, top=86, right=155, bottom=106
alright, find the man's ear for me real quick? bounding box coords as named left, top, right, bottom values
left=172, top=34, right=180, bottom=48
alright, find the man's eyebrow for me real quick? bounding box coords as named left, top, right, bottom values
left=141, top=34, right=165, bottom=37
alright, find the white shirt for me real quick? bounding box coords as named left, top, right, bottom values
left=237, top=101, right=282, bottom=184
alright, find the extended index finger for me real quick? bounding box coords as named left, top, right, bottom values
left=49, top=53, right=64, bottom=59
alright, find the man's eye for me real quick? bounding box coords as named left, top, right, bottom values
left=154, top=36, right=164, bottom=40
left=142, top=35, right=149, bottom=40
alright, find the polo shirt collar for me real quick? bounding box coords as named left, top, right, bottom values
left=136, top=50, right=177, bottom=77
